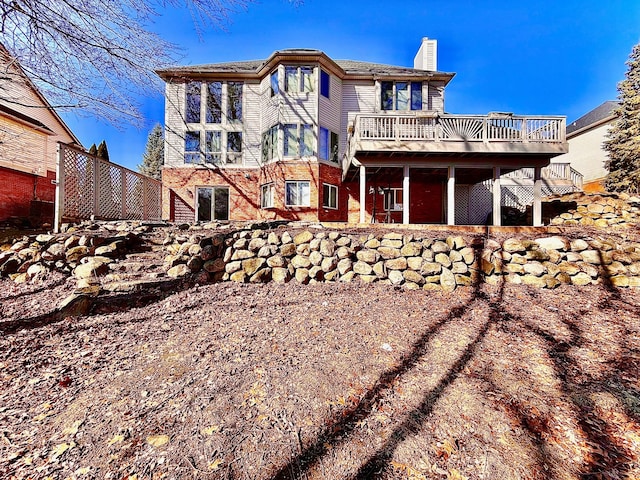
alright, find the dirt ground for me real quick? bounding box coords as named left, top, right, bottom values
left=1, top=234, right=640, bottom=479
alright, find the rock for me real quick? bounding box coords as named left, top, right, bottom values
left=521, top=275, right=547, bottom=288
left=377, top=246, right=401, bottom=260
left=451, top=262, right=468, bottom=274
left=535, top=236, right=569, bottom=251
left=400, top=242, right=422, bottom=257
left=337, top=258, right=353, bottom=275
left=291, top=255, right=312, bottom=269
left=248, top=238, right=267, bottom=252
left=434, top=253, right=452, bottom=268
left=570, top=239, right=589, bottom=252
left=587, top=203, right=605, bottom=214
left=580, top=263, right=599, bottom=278
left=225, top=261, right=242, bottom=274
left=406, top=256, right=423, bottom=271
left=249, top=268, right=270, bottom=283
left=66, top=245, right=89, bottom=263
left=203, top=258, right=226, bottom=273
left=460, top=247, right=475, bottom=265
left=339, top=271, right=356, bottom=283
left=242, top=258, right=266, bottom=276
left=385, top=257, right=407, bottom=270
left=187, top=256, right=203, bottom=272
left=26, top=263, right=48, bottom=279
left=321, top=256, right=338, bottom=272
left=421, top=262, right=442, bottom=275
left=525, top=250, right=550, bottom=262
left=364, top=238, right=381, bottom=249
left=523, top=262, right=546, bottom=277
left=580, top=250, right=610, bottom=265
left=356, top=249, right=379, bottom=264
left=431, top=241, right=449, bottom=253
left=35, top=234, right=53, bottom=243
left=167, top=264, right=190, bottom=278
left=42, top=243, right=66, bottom=261
left=280, top=243, right=297, bottom=257
left=609, top=275, right=629, bottom=287
left=388, top=270, right=404, bottom=285
left=271, top=267, right=290, bottom=283
left=309, top=266, right=324, bottom=280
left=324, top=269, right=339, bottom=281
left=372, top=261, right=387, bottom=278
left=74, top=260, right=109, bottom=279
left=294, top=230, right=314, bottom=245
left=58, top=290, right=98, bottom=317
left=447, top=236, right=466, bottom=250
left=308, top=251, right=323, bottom=266
left=382, top=232, right=403, bottom=240
left=571, top=272, right=592, bottom=286
left=503, top=238, right=527, bottom=253
left=403, top=270, right=424, bottom=285
left=231, top=249, right=255, bottom=261
left=353, top=261, right=373, bottom=275
left=320, top=239, right=336, bottom=257
left=229, top=271, right=247, bottom=283
left=440, top=267, right=456, bottom=292
left=605, top=261, right=627, bottom=276
left=0, top=257, right=20, bottom=275
left=295, top=268, right=310, bottom=284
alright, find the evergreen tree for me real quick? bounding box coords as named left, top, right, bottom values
left=604, top=43, right=640, bottom=193
left=96, top=140, right=110, bottom=161
left=88, top=143, right=97, bottom=156
left=138, top=124, right=164, bottom=180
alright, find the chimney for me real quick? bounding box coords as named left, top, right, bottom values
left=414, top=37, right=437, bottom=71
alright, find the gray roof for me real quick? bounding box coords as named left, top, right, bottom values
left=157, top=50, right=453, bottom=78
left=567, top=101, right=619, bottom=134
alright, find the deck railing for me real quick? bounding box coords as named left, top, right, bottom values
left=355, top=113, right=566, bottom=144
left=502, top=163, right=583, bottom=190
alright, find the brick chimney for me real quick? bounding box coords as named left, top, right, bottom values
left=413, top=37, right=437, bottom=71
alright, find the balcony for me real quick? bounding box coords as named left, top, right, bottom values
left=349, top=113, right=568, bottom=157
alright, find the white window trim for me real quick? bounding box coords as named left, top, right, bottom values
left=261, top=183, right=275, bottom=209
left=285, top=180, right=311, bottom=207
left=380, top=80, right=423, bottom=111
left=322, top=183, right=338, bottom=210
left=383, top=188, right=403, bottom=211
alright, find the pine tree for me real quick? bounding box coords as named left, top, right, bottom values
left=138, top=124, right=164, bottom=180
left=604, top=43, right=640, bottom=193
left=88, top=143, right=97, bottom=156
left=96, top=140, right=110, bottom=162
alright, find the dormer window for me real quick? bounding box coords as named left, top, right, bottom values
left=381, top=81, right=423, bottom=111
left=285, top=66, right=314, bottom=93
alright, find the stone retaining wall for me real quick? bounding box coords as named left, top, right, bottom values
left=163, top=228, right=640, bottom=291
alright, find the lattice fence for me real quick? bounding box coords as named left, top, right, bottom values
left=55, top=143, right=162, bottom=230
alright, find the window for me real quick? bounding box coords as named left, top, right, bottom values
left=204, top=131, right=221, bottom=164
left=184, top=131, right=200, bottom=163
left=381, top=81, right=423, bottom=111
left=319, top=127, right=339, bottom=163
left=261, top=183, right=275, bottom=208
left=285, top=66, right=314, bottom=92
left=383, top=188, right=403, bottom=211
left=262, top=125, right=279, bottom=161
left=322, top=183, right=338, bottom=209
left=206, top=82, right=222, bottom=123
left=300, top=124, right=314, bottom=156
left=285, top=181, right=310, bottom=207
left=320, top=70, right=330, bottom=98
left=270, top=71, right=279, bottom=96
left=227, top=132, right=242, bottom=164
left=197, top=187, right=229, bottom=221
left=283, top=124, right=314, bottom=157
left=227, top=82, right=243, bottom=121
left=186, top=82, right=201, bottom=123
left=283, top=124, right=298, bottom=157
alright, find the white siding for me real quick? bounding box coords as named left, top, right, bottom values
left=341, top=80, right=376, bottom=159
left=427, top=81, right=445, bottom=113
left=164, top=81, right=186, bottom=168
left=0, top=116, right=48, bottom=175
left=243, top=81, right=262, bottom=167
left=552, top=122, right=611, bottom=183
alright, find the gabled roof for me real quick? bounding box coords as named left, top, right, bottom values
left=156, top=49, right=456, bottom=84
left=0, top=44, right=82, bottom=147
left=566, top=101, right=619, bottom=136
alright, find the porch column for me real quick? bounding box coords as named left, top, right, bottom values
left=533, top=166, right=542, bottom=227
left=402, top=165, right=410, bottom=224
left=359, top=165, right=366, bottom=224
left=447, top=166, right=455, bottom=226
left=493, top=167, right=501, bottom=226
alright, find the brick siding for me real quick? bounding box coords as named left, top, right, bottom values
left=0, top=166, right=55, bottom=224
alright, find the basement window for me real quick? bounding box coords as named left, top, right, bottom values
left=322, top=183, right=338, bottom=209
left=285, top=181, right=310, bottom=207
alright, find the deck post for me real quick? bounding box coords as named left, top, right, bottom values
left=533, top=166, right=542, bottom=226
left=447, top=166, right=455, bottom=226
left=493, top=167, right=501, bottom=226
left=359, top=164, right=366, bottom=223
left=54, top=143, right=65, bottom=233
left=402, top=165, right=410, bottom=224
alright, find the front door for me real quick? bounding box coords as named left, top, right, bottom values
left=196, top=187, right=229, bottom=221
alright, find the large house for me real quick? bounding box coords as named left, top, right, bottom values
left=552, top=101, right=618, bottom=192
left=158, top=38, right=572, bottom=226
left=0, top=45, right=82, bottom=226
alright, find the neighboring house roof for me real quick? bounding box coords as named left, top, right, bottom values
left=0, top=44, right=82, bottom=147
left=0, top=103, right=53, bottom=133
left=566, top=100, right=619, bottom=136
left=157, top=49, right=456, bottom=84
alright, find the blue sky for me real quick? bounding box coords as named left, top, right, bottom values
left=61, top=0, right=640, bottom=172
